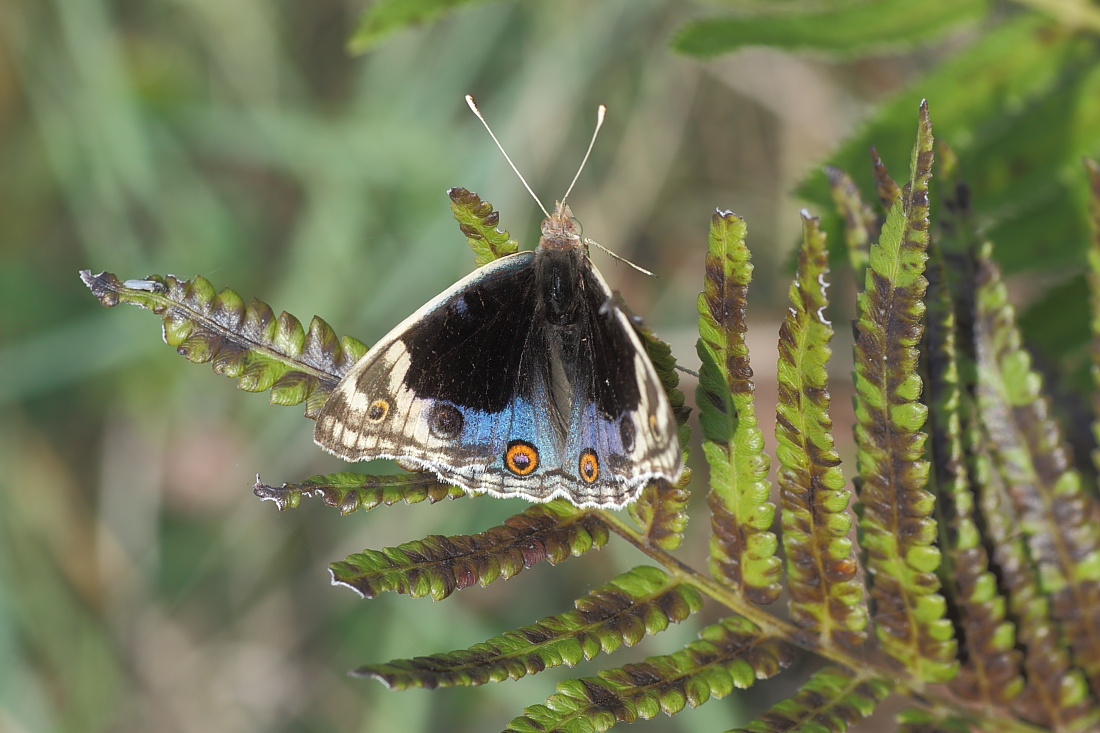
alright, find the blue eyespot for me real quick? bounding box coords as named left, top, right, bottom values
left=619, top=416, right=636, bottom=452
left=428, top=402, right=464, bottom=439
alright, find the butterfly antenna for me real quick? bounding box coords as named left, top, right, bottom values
left=466, top=94, right=551, bottom=219
left=561, top=104, right=606, bottom=206
left=560, top=104, right=653, bottom=277
left=587, top=237, right=657, bottom=278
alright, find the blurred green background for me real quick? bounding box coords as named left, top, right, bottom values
left=3, top=1, right=1096, bottom=732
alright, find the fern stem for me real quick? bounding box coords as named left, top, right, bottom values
left=602, top=511, right=792, bottom=640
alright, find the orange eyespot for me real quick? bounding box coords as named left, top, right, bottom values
left=579, top=450, right=600, bottom=484
left=505, top=441, right=539, bottom=476
left=648, top=414, right=658, bottom=431
left=367, top=399, right=390, bottom=422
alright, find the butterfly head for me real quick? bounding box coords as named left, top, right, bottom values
left=540, top=202, right=585, bottom=252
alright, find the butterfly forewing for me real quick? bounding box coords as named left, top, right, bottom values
left=314, top=252, right=535, bottom=465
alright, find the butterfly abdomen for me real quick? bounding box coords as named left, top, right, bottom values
left=531, top=247, right=587, bottom=439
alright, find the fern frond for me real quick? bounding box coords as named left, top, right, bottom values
left=448, top=186, right=519, bottom=266
left=930, top=168, right=1024, bottom=707
left=329, top=501, right=607, bottom=600
left=972, top=239, right=1100, bottom=726
left=871, top=146, right=903, bottom=209
left=927, top=253, right=1024, bottom=704
left=79, top=270, right=366, bottom=417
left=776, top=212, right=867, bottom=648
left=973, top=427, right=1094, bottom=729
left=733, top=665, right=891, bottom=733
left=253, top=472, right=465, bottom=513
left=503, top=616, right=793, bottom=733
left=852, top=102, right=957, bottom=682
left=354, top=566, right=702, bottom=688
left=697, top=210, right=781, bottom=604
left=825, top=165, right=878, bottom=275
left=630, top=476, right=692, bottom=552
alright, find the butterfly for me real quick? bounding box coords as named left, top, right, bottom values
left=312, top=100, right=682, bottom=509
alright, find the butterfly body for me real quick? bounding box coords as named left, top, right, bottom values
left=314, top=201, right=682, bottom=508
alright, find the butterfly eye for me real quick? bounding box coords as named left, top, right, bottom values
left=579, top=450, right=600, bottom=484
left=505, top=440, right=540, bottom=476
left=367, top=399, right=390, bottom=422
